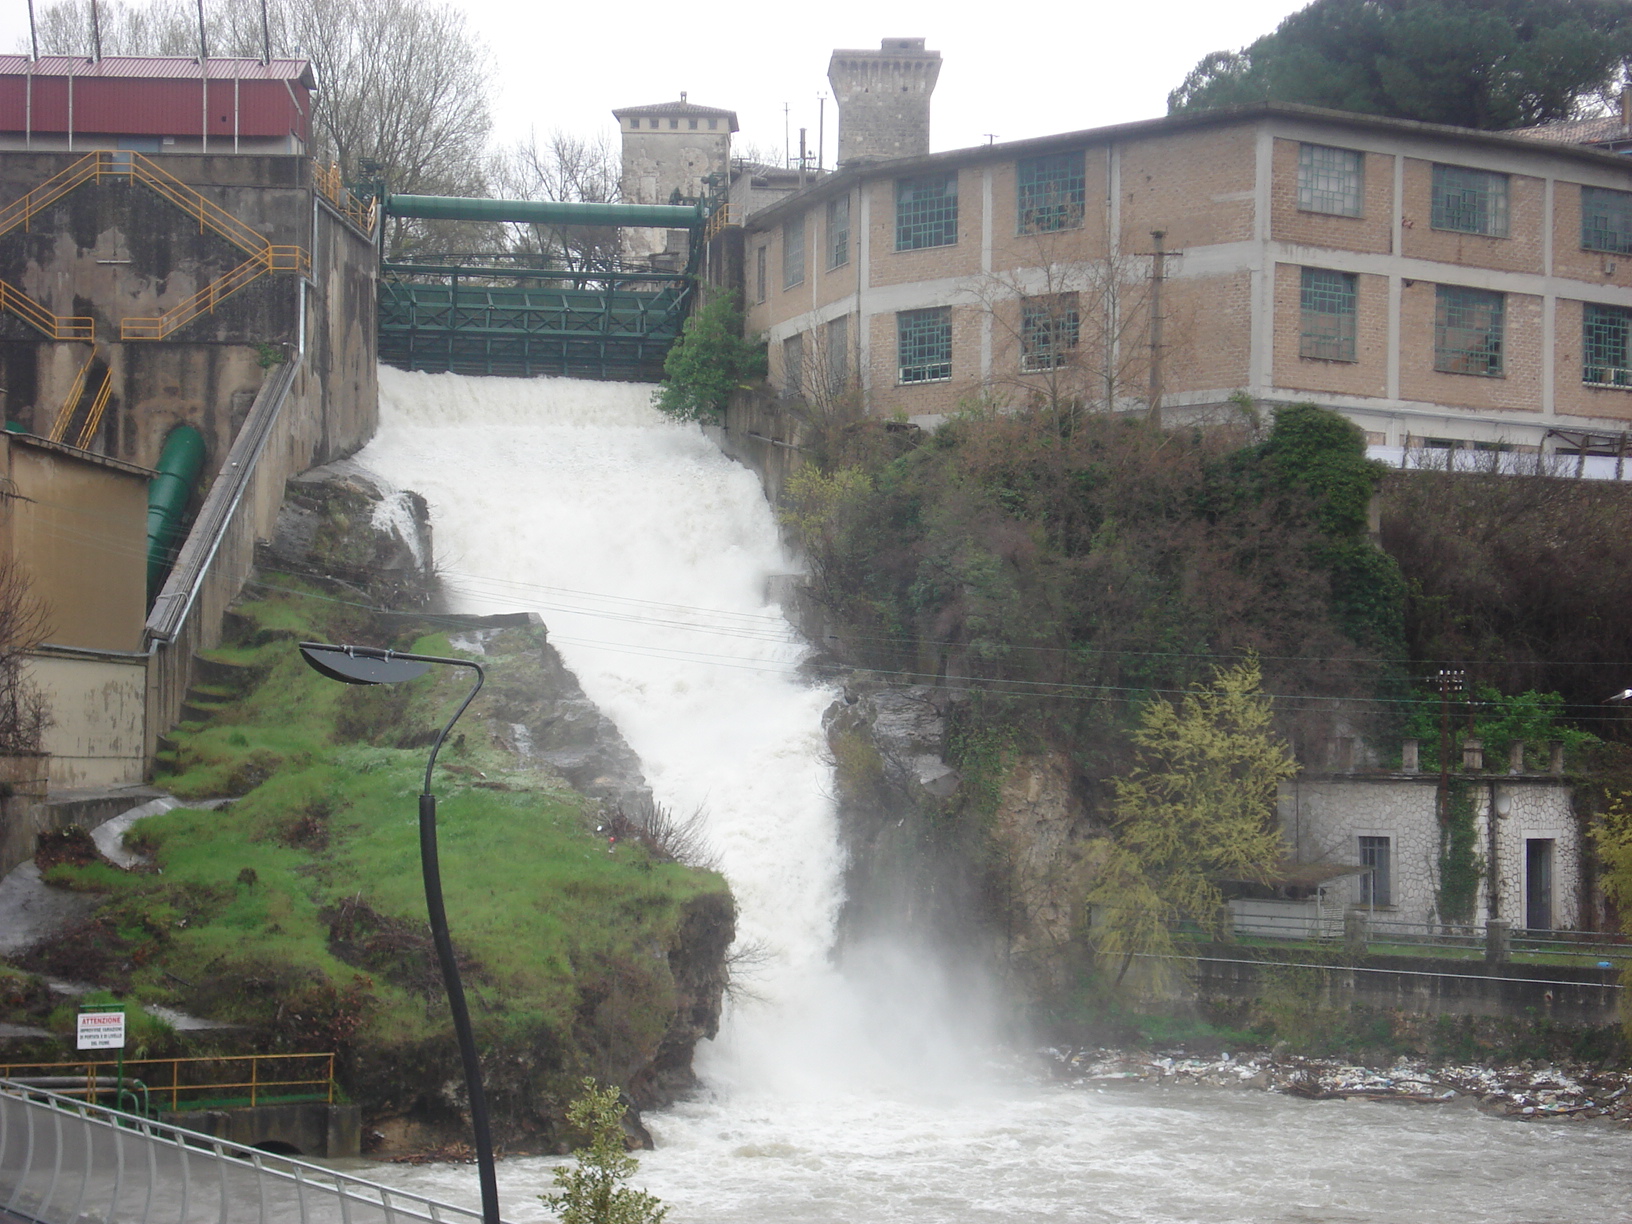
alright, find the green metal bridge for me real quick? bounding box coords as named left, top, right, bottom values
left=377, top=194, right=704, bottom=382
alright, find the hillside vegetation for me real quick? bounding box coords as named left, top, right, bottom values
left=12, top=582, right=733, bottom=1149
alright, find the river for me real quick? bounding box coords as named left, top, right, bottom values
left=355, top=368, right=1627, bottom=1224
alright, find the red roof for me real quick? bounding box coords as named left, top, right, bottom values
left=0, top=56, right=314, bottom=89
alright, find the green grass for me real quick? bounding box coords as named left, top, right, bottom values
left=36, top=582, right=730, bottom=1083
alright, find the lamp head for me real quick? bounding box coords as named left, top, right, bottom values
left=299, top=642, right=430, bottom=686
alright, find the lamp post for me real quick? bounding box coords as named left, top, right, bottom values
left=298, top=642, right=499, bottom=1224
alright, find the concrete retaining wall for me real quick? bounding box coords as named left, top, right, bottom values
left=1192, top=946, right=1621, bottom=1026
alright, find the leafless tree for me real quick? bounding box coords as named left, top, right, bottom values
left=775, top=313, right=866, bottom=466
left=489, top=129, right=622, bottom=270
left=969, top=229, right=1165, bottom=426
left=33, top=0, right=495, bottom=255
left=0, top=557, right=52, bottom=754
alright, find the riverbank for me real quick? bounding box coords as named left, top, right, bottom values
left=1045, top=1044, right=1632, bottom=1125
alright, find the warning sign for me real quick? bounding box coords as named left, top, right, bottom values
left=76, top=1009, right=126, bottom=1051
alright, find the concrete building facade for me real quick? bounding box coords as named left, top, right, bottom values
left=741, top=102, right=1632, bottom=454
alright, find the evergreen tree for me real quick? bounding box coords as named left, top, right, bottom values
left=655, top=293, right=766, bottom=423
left=542, top=1079, right=667, bottom=1224
left=1169, top=0, right=1632, bottom=130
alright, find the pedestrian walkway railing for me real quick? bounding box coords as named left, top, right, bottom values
left=0, top=1079, right=484, bottom=1224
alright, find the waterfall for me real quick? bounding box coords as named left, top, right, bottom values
left=358, top=366, right=850, bottom=1083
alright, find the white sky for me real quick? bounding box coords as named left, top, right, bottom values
left=0, top=0, right=1307, bottom=164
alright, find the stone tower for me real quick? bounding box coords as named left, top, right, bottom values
left=827, top=38, right=941, bottom=166
left=613, top=95, right=738, bottom=267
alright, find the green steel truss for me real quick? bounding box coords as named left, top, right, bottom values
left=378, top=262, right=694, bottom=382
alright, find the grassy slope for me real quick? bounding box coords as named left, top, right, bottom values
left=28, top=582, right=730, bottom=1129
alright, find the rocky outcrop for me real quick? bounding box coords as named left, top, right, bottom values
left=823, top=679, right=1100, bottom=1001
left=453, top=623, right=650, bottom=814
left=990, top=754, right=1101, bottom=997
left=257, top=460, right=435, bottom=609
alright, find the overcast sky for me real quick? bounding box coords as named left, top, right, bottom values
left=3, top=0, right=1308, bottom=162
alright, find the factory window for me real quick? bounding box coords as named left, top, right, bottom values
left=826, top=315, right=850, bottom=393
left=754, top=245, right=767, bottom=304
left=1297, top=144, right=1363, bottom=216
left=827, top=194, right=850, bottom=269
left=1359, top=837, right=1392, bottom=907
left=1020, top=294, right=1079, bottom=371
left=783, top=214, right=805, bottom=289
left=896, top=173, right=958, bottom=251
left=1017, top=151, right=1086, bottom=233
left=1434, top=285, right=1504, bottom=376
left=1299, top=268, right=1357, bottom=361
left=783, top=333, right=804, bottom=398
left=1582, top=186, right=1632, bottom=254
left=1583, top=303, right=1632, bottom=386
left=1431, top=164, right=1508, bottom=236
left=898, top=307, right=952, bottom=383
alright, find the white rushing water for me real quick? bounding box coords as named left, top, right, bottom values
left=356, top=369, right=1627, bottom=1223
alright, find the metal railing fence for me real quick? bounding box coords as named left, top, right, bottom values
left=0, top=1054, right=335, bottom=1113
left=0, top=1080, right=485, bottom=1224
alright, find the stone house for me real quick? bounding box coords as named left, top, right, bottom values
left=1262, top=742, right=1580, bottom=935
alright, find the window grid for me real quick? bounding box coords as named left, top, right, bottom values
left=827, top=195, right=850, bottom=269
left=1435, top=285, right=1504, bottom=376
left=1021, top=295, right=1080, bottom=371
left=783, top=216, right=805, bottom=289
left=1431, top=165, right=1508, bottom=236
left=1297, top=144, right=1363, bottom=217
left=782, top=333, right=804, bottom=398
left=898, top=307, right=951, bottom=383
left=826, top=315, right=849, bottom=393
left=896, top=174, right=958, bottom=251
left=1299, top=268, right=1357, bottom=361
left=1359, top=836, right=1392, bottom=908
left=1018, top=152, right=1086, bottom=234
left=1583, top=303, right=1632, bottom=386
left=1582, top=186, right=1632, bottom=254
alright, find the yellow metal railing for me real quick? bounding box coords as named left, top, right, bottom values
left=1, top=1052, right=337, bottom=1111
left=74, top=365, right=114, bottom=449
left=122, top=244, right=307, bottom=340
left=314, top=160, right=376, bottom=233
left=0, top=150, right=107, bottom=240
left=702, top=202, right=737, bottom=242
left=0, top=280, right=93, bottom=340
left=0, top=150, right=314, bottom=342
left=47, top=346, right=96, bottom=443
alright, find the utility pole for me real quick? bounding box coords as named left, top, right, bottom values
left=1147, top=230, right=1166, bottom=427
left=817, top=94, right=825, bottom=172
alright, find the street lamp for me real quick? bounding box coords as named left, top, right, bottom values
left=298, top=641, right=500, bottom=1224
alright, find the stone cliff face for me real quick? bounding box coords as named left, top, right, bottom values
left=823, top=679, right=1100, bottom=1005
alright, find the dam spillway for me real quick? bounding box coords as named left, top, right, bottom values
left=354, top=368, right=1628, bottom=1224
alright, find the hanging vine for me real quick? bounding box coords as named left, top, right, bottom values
left=1436, top=777, right=1482, bottom=923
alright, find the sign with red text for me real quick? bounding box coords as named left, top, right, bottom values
left=76, top=1008, right=126, bottom=1051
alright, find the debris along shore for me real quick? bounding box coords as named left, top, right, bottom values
left=1045, top=1047, right=1632, bottom=1125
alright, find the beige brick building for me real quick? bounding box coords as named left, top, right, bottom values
left=739, top=102, right=1632, bottom=454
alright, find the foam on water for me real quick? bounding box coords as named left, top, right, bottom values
left=356, top=368, right=1623, bottom=1223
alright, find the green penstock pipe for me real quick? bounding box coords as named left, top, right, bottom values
left=385, top=194, right=703, bottom=229
left=146, top=425, right=205, bottom=601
